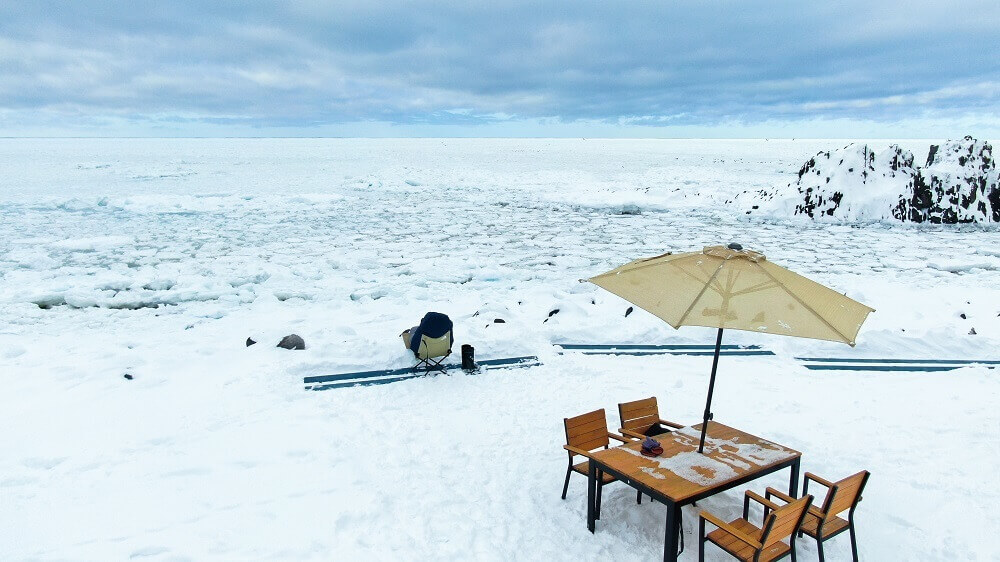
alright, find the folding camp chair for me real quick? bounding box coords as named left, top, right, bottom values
left=401, top=312, right=453, bottom=371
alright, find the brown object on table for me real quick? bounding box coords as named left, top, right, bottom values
left=765, top=470, right=871, bottom=562
left=561, top=409, right=631, bottom=513
left=698, top=491, right=813, bottom=562
left=617, top=396, right=684, bottom=440
left=586, top=422, right=802, bottom=562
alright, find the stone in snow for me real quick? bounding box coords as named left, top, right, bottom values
left=277, top=334, right=305, bottom=350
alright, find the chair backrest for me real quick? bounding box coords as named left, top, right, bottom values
left=760, top=494, right=813, bottom=549
left=564, top=409, right=610, bottom=452
left=821, top=470, right=870, bottom=521
left=417, top=332, right=452, bottom=360
left=618, top=397, right=659, bottom=435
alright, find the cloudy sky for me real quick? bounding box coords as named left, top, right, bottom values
left=2, top=1, right=999, bottom=137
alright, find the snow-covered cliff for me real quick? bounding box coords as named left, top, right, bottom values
left=741, top=137, right=998, bottom=223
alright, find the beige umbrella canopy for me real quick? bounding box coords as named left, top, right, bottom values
left=587, top=243, right=874, bottom=452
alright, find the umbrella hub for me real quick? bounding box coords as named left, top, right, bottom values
left=703, top=244, right=765, bottom=262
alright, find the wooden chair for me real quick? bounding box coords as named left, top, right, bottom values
left=699, top=491, right=813, bottom=562
left=617, top=396, right=684, bottom=440
left=765, top=470, right=870, bottom=562
left=561, top=408, right=630, bottom=516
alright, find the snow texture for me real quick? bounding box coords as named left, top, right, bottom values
left=1, top=138, right=999, bottom=561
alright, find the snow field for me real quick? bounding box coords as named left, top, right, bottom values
left=1, top=138, right=998, bottom=560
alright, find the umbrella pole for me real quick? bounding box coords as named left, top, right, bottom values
left=697, top=328, right=724, bottom=454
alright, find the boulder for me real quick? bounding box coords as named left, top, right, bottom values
left=277, top=334, right=305, bottom=350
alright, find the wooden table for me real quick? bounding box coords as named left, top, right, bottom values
left=586, top=421, right=801, bottom=562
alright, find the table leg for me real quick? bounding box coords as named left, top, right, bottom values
left=663, top=501, right=681, bottom=562
left=587, top=461, right=596, bottom=533
left=788, top=458, right=801, bottom=498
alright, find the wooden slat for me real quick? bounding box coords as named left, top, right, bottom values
left=566, top=417, right=607, bottom=439
left=565, top=409, right=605, bottom=429
left=828, top=472, right=866, bottom=516
left=619, top=397, right=657, bottom=417
left=707, top=518, right=761, bottom=561
left=575, top=434, right=610, bottom=452
left=763, top=497, right=810, bottom=546
left=569, top=426, right=610, bottom=448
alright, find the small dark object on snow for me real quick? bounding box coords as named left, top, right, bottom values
left=494, top=318, right=505, bottom=323
left=461, top=344, right=476, bottom=370
left=960, top=313, right=967, bottom=319
left=969, top=328, right=977, bottom=335
left=123, top=373, right=133, bottom=380
left=548, top=309, right=560, bottom=317
left=277, top=334, right=306, bottom=350
left=728, top=242, right=743, bottom=250
left=625, top=306, right=634, bottom=317
left=246, top=337, right=257, bottom=347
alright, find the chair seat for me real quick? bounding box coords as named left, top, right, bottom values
left=800, top=511, right=850, bottom=538
left=707, top=518, right=791, bottom=562
left=571, top=460, right=616, bottom=483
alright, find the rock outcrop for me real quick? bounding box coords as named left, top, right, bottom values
left=744, top=137, right=998, bottom=223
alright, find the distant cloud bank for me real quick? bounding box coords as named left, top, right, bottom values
left=2, top=1, right=999, bottom=137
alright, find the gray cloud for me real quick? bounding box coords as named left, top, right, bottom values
left=1, top=1, right=999, bottom=134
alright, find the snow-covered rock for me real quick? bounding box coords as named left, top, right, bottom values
left=893, top=137, right=999, bottom=223
left=745, top=137, right=998, bottom=223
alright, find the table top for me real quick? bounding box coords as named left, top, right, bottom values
left=590, top=421, right=800, bottom=503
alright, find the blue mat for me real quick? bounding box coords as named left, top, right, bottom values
left=303, top=355, right=541, bottom=391
left=797, top=357, right=999, bottom=372
left=555, top=343, right=774, bottom=357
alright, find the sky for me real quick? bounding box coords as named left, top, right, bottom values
left=2, top=1, right=999, bottom=138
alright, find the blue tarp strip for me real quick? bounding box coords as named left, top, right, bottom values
left=803, top=365, right=961, bottom=372
left=303, top=355, right=541, bottom=389
left=574, top=350, right=775, bottom=356
left=797, top=357, right=1000, bottom=365
left=557, top=343, right=761, bottom=350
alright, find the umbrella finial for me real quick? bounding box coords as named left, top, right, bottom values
left=727, top=242, right=743, bottom=250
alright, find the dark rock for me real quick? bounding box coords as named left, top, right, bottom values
left=969, top=328, right=977, bottom=335
left=123, top=374, right=133, bottom=380
left=744, top=137, right=999, bottom=223
left=625, top=306, right=634, bottom=317
left=493, top=318, right=505, bottom=323
left=277, top=334, right=306, bottom=350
left=960, top=313, right=967, bottom=319
left=548, top=309, right=560, bottom=317
left=246, top=337, right=257, bottom=346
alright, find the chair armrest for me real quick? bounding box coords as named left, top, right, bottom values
left=563, top=445, right=598, bottom=460
left=700, top=512, right=763, bottom=549
left=808, top=505, right=826, bottom=520
left=659, top=419, right=685, bottom=429
left=608, top=432, right=630, bottom=443
left=765, top=487, right=795, bottom=504
left=619, top=428, right=646, bottom=440
left=745, top=490, right=781, bottom=512
left=805, top=472, right=834, bottom=488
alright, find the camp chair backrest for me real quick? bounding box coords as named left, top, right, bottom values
left=417, top=332, right=452, bottom=360
left=761, top=495, right=811, bottom=548
left=564, top=409, right=610, bottom=452
left=618, top=397, right=660, bottom=435
left=822, top=470, right=870, bottom=521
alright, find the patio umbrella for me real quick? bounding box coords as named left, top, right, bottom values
left=587, top=243, right=874, bottom=453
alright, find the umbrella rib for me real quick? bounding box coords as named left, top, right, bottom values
left=677, top=259, right=728, bottom=327
left=756, top=264, right=855, bottom=344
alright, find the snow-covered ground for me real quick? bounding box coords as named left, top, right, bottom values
left=1, top=138, right=998, bottom=560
